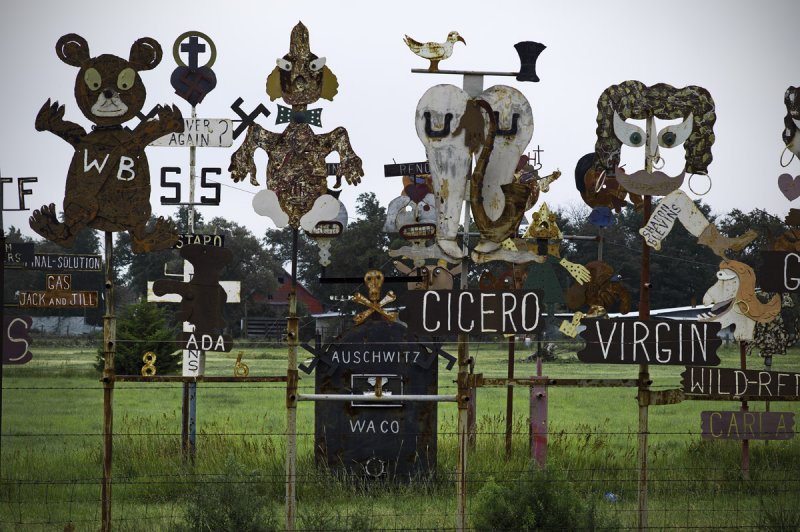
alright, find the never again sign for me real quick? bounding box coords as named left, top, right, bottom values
left=577, top=318, right=722, bottom=365
left=404, top=290, right=542, bottom=335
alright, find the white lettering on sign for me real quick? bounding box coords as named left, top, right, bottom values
left=349, top=419, right=400, bottom=434
left=149, top=119, right=233, bottom=147
left=117, top=156, right=136, bottom=181
left=330, top=350, right=421, bottom=365
left=83, top=150, right=109, bottom=173
left=785, top=253, right=800, bottom=291
left=409, top=290, right=541, bottom=334
left=185, top=333, right=226, bottom=351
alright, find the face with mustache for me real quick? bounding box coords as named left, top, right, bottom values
left=613, top=111, right=694, bottom=196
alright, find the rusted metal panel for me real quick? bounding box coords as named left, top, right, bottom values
left=31, top=34, right=182, bottom=253
left=403, top=289, right=542, bottom=335
left=229, top=22, right=362, bottom=230
left=565, top=260, right=630, bottom=317
left=577, top=318, right=722, bottom=365
left=3, top=316, right=33, bottom=365
left=314, top=319, right=444, bottom=481
left=682, top=366, right=800, bottom=399
left=403, top=31, right=465, bottom=72
left=592, top=81, right=715, bottom=198
left=701, top=411, right=795, bottom=440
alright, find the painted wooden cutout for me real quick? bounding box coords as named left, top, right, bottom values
left=639, top=190, right=757, bottom=257
left=699, top=260, right=781, bottom=341
left=384, top=176, right=437, bottom=266
left=152, top=244, right=233, bottom=351
left=565, top=260, right=631, bottom=317
left=31, top=34, right=182, bottom=252
left=778, top=86, right=800, bottom=200
left=403, top=31, right=465, bottom=72
left=394, top=260, right=461, bottom=291
left=229, top=22, right=362, bottom=229
left=593, top=81, right=716, bottom=197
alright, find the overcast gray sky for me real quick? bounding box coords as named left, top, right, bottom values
left=1, top=0, right=797, bottom=241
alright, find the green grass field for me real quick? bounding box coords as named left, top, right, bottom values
left=2, top=337, right=800, bottom=530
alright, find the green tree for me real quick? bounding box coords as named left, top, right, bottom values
left=95, top=301, right=180, bottom=375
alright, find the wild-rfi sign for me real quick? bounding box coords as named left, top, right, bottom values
left=404, top=290, right=542, bottom=335
left=682, top=366, right=800, bottom=399
left=577, top=318, right=722, bottom=365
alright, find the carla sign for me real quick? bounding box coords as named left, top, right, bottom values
left=577, top=318, right=722, bottom=365
left=701, top=411, right=795, bottom=441
left=682, top=366, right=800, bottom=398
left=404, top=290, right=542, bottom=335
left=758, top=251, right=800, bottom=292
left=3, top=316, right=32, bottom=365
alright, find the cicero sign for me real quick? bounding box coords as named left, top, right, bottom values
left=404, top=290, right=542, bottom=335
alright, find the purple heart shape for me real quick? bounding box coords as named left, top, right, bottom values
left=778, top=173, right=800, bottom=201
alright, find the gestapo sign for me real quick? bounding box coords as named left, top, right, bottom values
left=577, top=318, right=722, bottom=365
left=403, top=290, right=542, bottom=335
left=701, top=411, right=795, bottom=441
left=314, top=318, right=446, bottom=481
left=758, top=251, right=800, bottom=292
left=682, top=366, right=800, bottom=399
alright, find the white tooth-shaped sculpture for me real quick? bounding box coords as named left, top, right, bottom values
left=415, top=84, right=472, bottom=261
left=477, top=85, right=534, bottom=224
left=383, top=195, right=412, bottom=233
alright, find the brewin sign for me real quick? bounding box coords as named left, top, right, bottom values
left=577, top=318, right=722, bottom=365
left=404, top=290, right=542, bottom=335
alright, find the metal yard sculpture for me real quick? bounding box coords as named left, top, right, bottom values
left=403, top=31, right=466, bottom=72
left=779, top=86, right=800, bottom=200
left=593, top=80, right=716, bottom=198
left=565, top=260, right=631, bottom=318
left=30, top=33, right=183, bottom=252
left=229, top=22, right=362, bottom=231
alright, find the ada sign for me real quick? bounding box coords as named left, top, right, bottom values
left=404, top=290, right=542, bottom=335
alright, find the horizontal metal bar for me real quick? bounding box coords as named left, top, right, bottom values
left=478, top=377, right=639, bottom=388
left=411, top=69, right=517, bottom=77
left=109, top=375, right=287, bottom=383
left=297, top=393, right=457, bottom=402
left=319, top=275, right=422, bottom=284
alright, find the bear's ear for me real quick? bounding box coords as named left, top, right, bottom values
left=56, top=34, right=90, bottom=67
left=129, top=37, right=162, bottom=71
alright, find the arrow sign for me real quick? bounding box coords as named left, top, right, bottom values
left=150, top=118, right=233, bottom=147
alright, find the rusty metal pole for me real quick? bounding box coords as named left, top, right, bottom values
left=740, top=341, right=750, bottom=479
left=637, top=117, right=655, bottom=531
left=505, top=336, right=515, bottom=456
left=101, top=231, right=116, bottom=532
left=285, top=228, right=299, bottom=530
left=530, top=357, right=547, bottom=468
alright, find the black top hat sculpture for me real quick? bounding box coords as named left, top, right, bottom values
left=514, top=41, right=546, bottom=82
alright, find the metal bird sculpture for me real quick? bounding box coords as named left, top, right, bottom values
left=403, top=31, right=465, bottom=72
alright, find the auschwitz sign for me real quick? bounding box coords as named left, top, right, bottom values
left=3, top=316, right=32, bottom=365
left=23, top=253, right=102, bottom=272
left=404, top=290, right=542, bottom=335
left=174, top=233, right=225, bottom=249
left=18, top=274, right=98, bottom=308
left=315, top=319, right=444, bottom=481
left=4, top=242, right=34, bottom=266
left=577, top=318, right=722, bottom=365
left=384, top=161, right=430, bottom=177
left=682, top=366, right=800, bottom=399
left=150, top=118, right=233, bottom=147
left=758, top=251, right=800, bottom=292
left=701, top=411, right=795, bottom=441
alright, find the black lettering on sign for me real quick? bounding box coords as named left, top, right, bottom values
left=701, top=411, right=795, bottom=441
left=200, top=168, right=222, bottom=205
left=759, top=251, right=800, bottom=293
left=577, top=318, right=722, bottom=365
left=160, top=167, right=181, bottom=205
left=682, top=366, right=800, bottom=398
left=404, top=290, right=542, bottom=335
left=383, top=161, right=430, bottom=177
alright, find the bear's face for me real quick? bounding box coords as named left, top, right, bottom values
left=56, top=34, right=162, bottom=127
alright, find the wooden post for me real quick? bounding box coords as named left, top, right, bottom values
left=101, top=231, right=116, bottom=532
left=285, top=228, right=299, bottom=530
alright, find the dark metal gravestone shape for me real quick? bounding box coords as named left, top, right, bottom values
left=152, top=243, right=233, bottom=352
left=514, top=41, right=546, bottom=82
left=315, top=318, right=441, bottom=481
left=170, top=32, right=218, bottom=106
